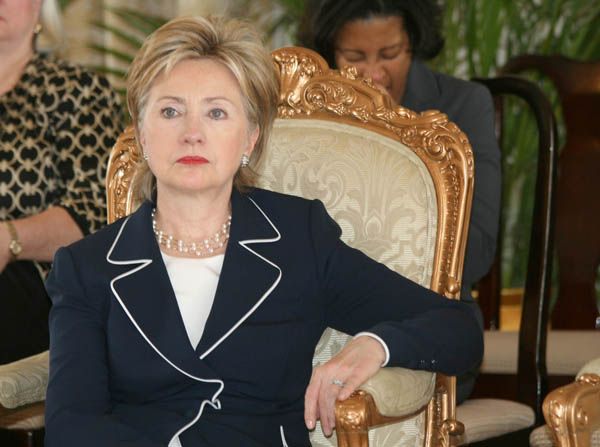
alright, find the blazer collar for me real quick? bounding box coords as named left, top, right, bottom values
left=106, top=189, right=282, bottom=379
left=401, top=59, right=440, bottom=111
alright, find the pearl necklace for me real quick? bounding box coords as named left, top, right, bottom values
left=151, top=208, right=232, bottom=257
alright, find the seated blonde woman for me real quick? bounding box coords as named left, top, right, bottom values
left=44, top=15, right=483, bottom=447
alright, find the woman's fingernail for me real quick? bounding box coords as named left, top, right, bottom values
left=306, top=419, right=315, bottom=429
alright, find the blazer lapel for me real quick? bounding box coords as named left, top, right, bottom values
left=107, top=202, right=219, bottom=381
left=197, top=189, right=282, bottom=359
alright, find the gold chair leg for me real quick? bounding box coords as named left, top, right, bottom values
left=425, top=376, right=464, bottom=447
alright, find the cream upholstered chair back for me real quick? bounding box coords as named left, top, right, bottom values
left=105, top=47, right=474, bottom=447
left=259, top=48, right=474, bottom=447
left=257, top=121, right=438, bottom=447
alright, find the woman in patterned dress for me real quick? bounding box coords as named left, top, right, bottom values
left=0, top=0, right=122, bottom=364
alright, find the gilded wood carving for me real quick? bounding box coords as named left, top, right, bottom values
left=543, top=373, right=600, bottom=447
left=106, top=126, right=140, bottom=223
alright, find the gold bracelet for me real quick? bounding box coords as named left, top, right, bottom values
left=5, top=221, right=23, bottom=261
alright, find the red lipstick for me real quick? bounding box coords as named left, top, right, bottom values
left=177, top=156, right=208, bottom=165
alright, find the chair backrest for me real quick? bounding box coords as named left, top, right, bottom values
left=106, top=125, right=140, bottom=223
left=502, top=55, right=600, bottom=330
left=260, top=46, right=474, bottom=446
left=473, top=75, right=558, bottom=422
left=106, top=46, right=475, bottom=446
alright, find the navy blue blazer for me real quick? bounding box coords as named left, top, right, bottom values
left=403, top=60, right=501, bottom=309
left=45, top=188, right=483, bottom=447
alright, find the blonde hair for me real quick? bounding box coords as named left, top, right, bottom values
left=37, top=0, right=64, bottom=52
left=126, top=15, right=279, bottom=200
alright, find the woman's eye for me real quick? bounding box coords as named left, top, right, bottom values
left=381, top=50, right=402, bottom=60
left=208, top=108, right=226, bottom=120
left=341, top=53, right=364, bottom=63
left=160, top=107, right=178, bottom=119
left=381, top=45, right=408, bottom=60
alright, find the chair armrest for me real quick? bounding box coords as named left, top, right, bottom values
left=0, top=351, right=49, bottom=411
left=542, top=373, right=600, bottom=447
left=357, top=367, right=435, bottom=417
left=334, top=367, right=435, bottom=447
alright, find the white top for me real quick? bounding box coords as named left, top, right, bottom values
left=161, top=252, right=224, bottom=349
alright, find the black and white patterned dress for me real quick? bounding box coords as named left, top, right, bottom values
left=0, top=52, right=123, bottom=363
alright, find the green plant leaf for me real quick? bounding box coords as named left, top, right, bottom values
left=104, top=6, right=167, bottom=35
left=87, top=43, right=136, bottom=64
left=90, top=20, right=146, bottom=50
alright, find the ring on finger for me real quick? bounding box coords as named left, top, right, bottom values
left=331, top=378, right=345, bottom=387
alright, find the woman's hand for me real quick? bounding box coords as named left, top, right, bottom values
left=304, top=335, right=386, bottom=436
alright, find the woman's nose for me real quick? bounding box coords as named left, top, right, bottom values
left=362, top=63, right=387, bottom=85
left=182, top=120, right=204, bottom=145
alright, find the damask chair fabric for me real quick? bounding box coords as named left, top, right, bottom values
left=106, top=46, right=474, bottom=447
left=530, top=426, right=600, bottom=447
left=256, top=119, right=438, bottom=447
left=0, top=350, right=48, bottom=445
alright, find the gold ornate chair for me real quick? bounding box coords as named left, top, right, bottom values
left=107, top=46, right=474, bottom=446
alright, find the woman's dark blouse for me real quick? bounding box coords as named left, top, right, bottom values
left=0, top=52, right=122, bottom=253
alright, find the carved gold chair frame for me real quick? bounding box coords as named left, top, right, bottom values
left=106, top=47, right=474, bottom=447
left=542, top=372, right=600, bottom=447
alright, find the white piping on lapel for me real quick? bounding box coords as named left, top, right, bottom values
left=199, top=196, right=282, bottom=360
left=280, top=425, right=290, bottom=447
left=106, top=215, right=225, bottom=392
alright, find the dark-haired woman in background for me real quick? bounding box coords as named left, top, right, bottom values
left=299, top=0, right=501, bottom=403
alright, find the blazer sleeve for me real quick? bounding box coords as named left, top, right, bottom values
left=45, top=247, right=162, bottom=447
left=308, top=200, right=483, bottom=376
